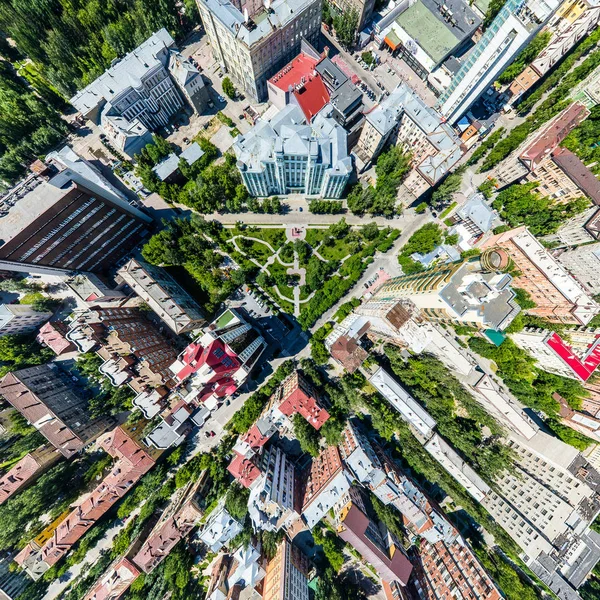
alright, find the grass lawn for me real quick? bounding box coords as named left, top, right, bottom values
left=19, top=292, right=45, bottom=305
left=318, top=239, right=354, bottom=261
left=236, top=227, right=287, bottom=250
left=305, top=228, right=328, bottom=247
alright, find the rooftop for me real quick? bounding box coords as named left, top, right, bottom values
left=519, top=103, right=590, bottom=170
left=456, top=192, right=496, bottom=233
left=292, top=75, right=330, bottom=122
left=551, top=147, right=600, bottom=206
left=36, top=321, right=75, bottom=356
left=269, top=52, right=320, bottom=91
left=546, top=331, right=600, bottom=382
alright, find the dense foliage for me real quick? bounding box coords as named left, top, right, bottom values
left=347, top=146, right=411, bottom=216
left=492, top=182, right=588, bottom=235
left=397, top=223, right=442, bottom=274
left=469, top=337, right=593, bottom=450
left=496, top=31, right=552, bottom=85
left=0, top=333, right=54, bottom=377
left=430, top=166, right=465, bottom=208
left=563, top=104, right=600, bottom=175
left=466, top=128, right=505, bottom=167
left=309, top=200, right=344, bottom=214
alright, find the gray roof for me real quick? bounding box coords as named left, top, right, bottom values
left=456, top=193, right=495, bottom=233
left=71, top=29, right=175, bottom=115
left=315, top=57, right=349, bottom=91
left=365, top=85, right=405, bottom=136
left=234, top=104, right=352, bottom=176
left=439, top=260, right=521, bottom=330
left=199, top=0, right=317, bottom=49
left=181, top=142, right=205, bottom=165
left=152, top=153, right=180, bottom=181
left=330, top=81, right=362, bottom=115
left=412, top=244, right=461, bottom=266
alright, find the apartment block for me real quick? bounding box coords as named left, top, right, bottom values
left=437, top=0, right=560, bottom=123
left=355, top=84, right=463, bottom=198
left=335, top=500, right=413, bottom=586
left=118, top=258, right=206, bottom=334
left=509, top=0, right=600, bottom=101
left=0, top=555, right=30, bottom=600
left=197, top=0, right=321, bottom=102
left=556, top=241, right=600, bottom=295
left=369, top=255, right=520, bottom=330
left=15, top=426, right=156, bottom=579
left=71, top=29, right=208, bottom=157
left=263, top=538, right=310, bottom=600
left=83, top=558, right=140, bottom=600
left=234, top=104, right=352, bottom=198
left=0, top=446, right=60, bottom=506
left=480, top=226, right=600, bottom=325
left=544, top=205, right=600, bottom=247
left=170, top=308, right=266, bottom=406
left=0, top=171, right=151, bottom=276
left=199, top=500, right=244, bottom=552
left=0, top=305, right=51, bottom=337
left=300, top=445, right=351, bottom=529
left=0, top=365, right=113, bottom=458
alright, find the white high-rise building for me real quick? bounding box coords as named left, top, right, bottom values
left=437, top=0, right=561, bottom=123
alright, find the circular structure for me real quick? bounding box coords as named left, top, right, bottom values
left=480, top=248, right=511, bottom=273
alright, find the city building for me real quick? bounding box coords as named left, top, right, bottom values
left=0, top=170, right=151, bottom=276
left=71, top=29, right=208, bottom=157
left=509, top=0, right=600, bottom=101
left=67, top=306, right=181, bottom=392
left=571, top=62, right=600, bottom=107
left=83, top=558, right=140, bottom=600
left=118, top=258, right=206, bottom=334
left=512, top=327, right=600, bottom=382
left=15, top=426, right=156, bottom=579
left=329, top=0, right=375, bottom=30
left=262, top=537, right=310, bottom=600
left=233, top=104, right=352, bottom=198
left=448, top=192, right=497, bottom=248
left=151, top=143, right=206, bottom=183
left=410, top=537, right=502, bottom=600
left=355, top=84, right=463, bottom=196
left=133, top=479, right=204, bottom=573
left=65, top=273, right=126, bottom=306
left=437, top=0, right=561, bottom=123
left=170, top=308, right=266, bottom=406
left=36, top=321, right=76, bottom=356
left=556, top=241, right=600, bottom=295
left=0, top=365, right=113, bottom=459
left=368, top=255, right=520, bottom=330
left=199, top=500, right=244, bottom=553
left=480, top=226, right=600, bottom=325
left=0, top=555, right=30, bottom=600
left=275, top=371, right=330, bottom=429
left=0, top=446, right=60, bottom=506
left=196, top=0, right=321, bottom=102
left=299, top=445, right=351, bottom=529
left=0, top=305, right=51, bottom=337
left=380, top=0, right=480, bottom=79
left=335, top=500, right=413, bottom=587
left=544, top=205, right=600, bottom=247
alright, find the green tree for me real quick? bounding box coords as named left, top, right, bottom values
left=333, top=7, right=358, bottom=48
left=222, top=76, right=236, bottom=99
left=293, top=413, right=321, bottom=456
left=430, top=167, right=465, bottom=208
left=224, top=483, right=250, bottom=521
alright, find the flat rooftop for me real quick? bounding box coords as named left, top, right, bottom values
left=269, top=52, right=320, bottom=91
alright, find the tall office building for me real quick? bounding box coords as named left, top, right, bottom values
left=196, top=0, right=322, bottom=102
left=0, top=170, right=151, bottom=276
left=0, top=365, right=113, bottom=459
left=369, top=256, right=520, bottom=330
left=437, top=0, right=560, bottom=123
left=262, top=538, right=310, bottom=600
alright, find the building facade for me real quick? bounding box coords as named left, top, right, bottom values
left=0, top=365, right=113, bottom=459
left=262, top=538, right=310, bottom=600
left=544, top=206, right=600, bottom=247
left=556, top=241, right=600, bottom=295
left=0, top=305, right=51, bottom=337
left=118, top=258, right=206, bottom=334
left=197, top=0, right=322, bottom=102
left=0, top=172, right=151, bottom=276
left=437, top=0, right=560, bottom=123
left=234, top=104, right=352, bottom=198
left=509, top=0, right=600, bottom=101
left=480, top=226, right=600, bottom=325
left=369, top=256, right=520, bottom=330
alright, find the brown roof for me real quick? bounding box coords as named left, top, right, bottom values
left=330, top=333, right=369, bottom=373
left=552, top=147, right=600, bottom=206
left=585, top=207, right=600, bottom=239
left=36, top=321, right=75, bottom=355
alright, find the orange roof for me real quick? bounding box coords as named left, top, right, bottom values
left=269, top=53, right=320, bottom=92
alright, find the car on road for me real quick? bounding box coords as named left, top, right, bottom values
left=218, top=95, right=225, bottom=103
left=299, top=207, right=303, bottom=212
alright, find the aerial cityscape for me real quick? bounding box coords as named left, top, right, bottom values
left=2, top=0, right=600, bottom=599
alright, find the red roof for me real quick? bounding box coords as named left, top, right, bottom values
left=269, top=53, right=320, bottom=92
left=242, top=423, right=272, bottom=449
left=278, top=387, right=330, bottom=430
left=546, top=332, right=600, bottom=381
left=292, top=75, right=330, bottom=122
left=175, top=339, right=240, bottom=383
left=36, top=321, right=75, bottom=355
left=0, top=452, right=47, bottom=505
left=227, top=451, right=261, bottom=488
left=84, top=557, right=140, bottom=600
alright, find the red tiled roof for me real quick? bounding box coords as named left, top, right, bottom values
left=519, top=103, right=589, bottom=169
left=242, top=424, right=272, bottom=449
left=227, top=451, right=261, bottom=488
left=546, top=332, right=600, bottom=382
left=278, top=386, right=330, bottom=430
left=292, top=75, right=330, bottom=122
left=269, top=53, right=320, bottom=92
left=84, top=557, right=140, bottom=600
left=330, top=334, right=369, bottom=373
left=175, top=339, right=240, bottom=384
left=36, top=321, right=75, bottom=355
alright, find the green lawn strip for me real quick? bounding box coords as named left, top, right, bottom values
left=318, top=240, right=353, bottom=261
left=238, top=227, right=287, bottom=250
left=305, top=228, right=328, bottom=246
